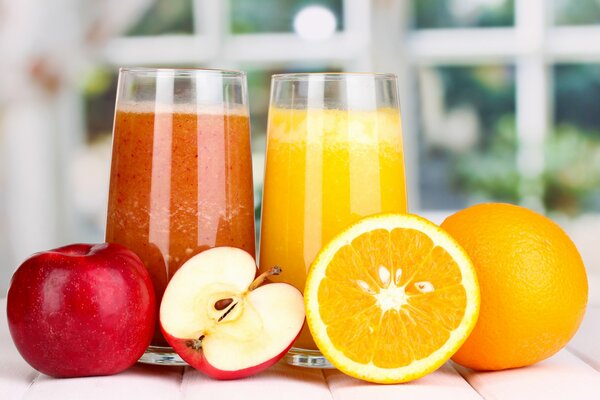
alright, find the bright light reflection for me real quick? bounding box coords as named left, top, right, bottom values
left=293, top=5, right=337, bottom=41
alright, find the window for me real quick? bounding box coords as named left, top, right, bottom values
left=414, top=0, right=514, bottom=29
left=553, top=0, right=600, bottom=26
left=77, top=0, right=365, bottom=241
left=551, top=64, right=600, bottom=214
left=126, top=0, right=194, bottom=36
left=417, top=65, right=516, bottom=209
left=405, top=0, right=600, bottom=216
left=230, top=0, right=344, bottom=34
left=3, top=0, right=599, bottom=296
left=73, top=0, right=600, bottom=238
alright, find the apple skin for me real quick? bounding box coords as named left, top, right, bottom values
left=6, top=243, right=156, bottom=378
left=161, top=324, right=303, bottom=380
left=158, top=247, right=305, bottom=380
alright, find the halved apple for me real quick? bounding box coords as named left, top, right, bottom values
left=160, top=247, right=305, bottom=379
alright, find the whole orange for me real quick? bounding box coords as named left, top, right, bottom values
left=441, top=203, right=588, bottom=370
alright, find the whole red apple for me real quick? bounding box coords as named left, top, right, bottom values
left=6, top=243, right=156, bottom=378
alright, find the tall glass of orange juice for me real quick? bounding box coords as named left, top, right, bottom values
left=106, top=68, right=255, bottom=365
left=259, top=73, right=408, bottom=367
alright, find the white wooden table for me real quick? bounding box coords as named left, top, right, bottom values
left=2, top=298, right=599, bottom=400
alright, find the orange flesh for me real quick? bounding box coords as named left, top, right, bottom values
left=317, top=228, right=467, bottom=368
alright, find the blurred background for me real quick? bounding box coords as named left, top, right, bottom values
left=0, top=0, right=599, bottom=297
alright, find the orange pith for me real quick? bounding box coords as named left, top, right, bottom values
left=319, top=228, right=467, bottom=367
left=305, top=214, right=479, bottom=384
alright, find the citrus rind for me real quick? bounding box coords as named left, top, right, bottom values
left=304, top=213, right=480, bottom=384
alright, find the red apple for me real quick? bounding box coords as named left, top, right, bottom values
left=6, top=243, right=156, bottom=378
left=160, top=247, right=304, bottom=380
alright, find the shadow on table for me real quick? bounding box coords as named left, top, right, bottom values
left=130, top=363, right=185, bottom=378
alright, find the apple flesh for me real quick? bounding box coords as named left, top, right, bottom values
left=160, top=247, right=305, bottom=380
left=7, top=243, right=156, bottom=378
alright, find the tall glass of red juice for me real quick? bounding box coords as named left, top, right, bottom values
left=106, top=68, right=255, bottom=365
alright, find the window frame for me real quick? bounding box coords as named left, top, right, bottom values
left=77, top=0, right=600, bottom=214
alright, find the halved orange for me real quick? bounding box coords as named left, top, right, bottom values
left=304, top=213, right=480, bottom=384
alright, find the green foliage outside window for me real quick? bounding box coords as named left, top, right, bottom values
left=230, top=0, right=344, bottom=33
left=414, top=0, right=514, bottom=29
left=433, top=63, right=600, bottom=215
left=553, top=0, right=600, bottom=26
left=127, top=0, right=194, bottom=36
left=454, top=119, right=600, bottom=215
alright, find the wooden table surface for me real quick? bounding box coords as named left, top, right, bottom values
left=2, top=298, right=599, bottom=400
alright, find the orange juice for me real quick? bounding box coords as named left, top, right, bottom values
left=259, top=107, right=407, bottom=349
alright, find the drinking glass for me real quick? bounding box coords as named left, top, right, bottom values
left=106, top=68, right=255, bottom=365
left=259, top=73, right=407, bottom=367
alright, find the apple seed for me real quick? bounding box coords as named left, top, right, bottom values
left=214, top=298, right=234, bottom=310
left=218, top=303, right=238, bottom=322
left=211, top=266, right=283, bottom=324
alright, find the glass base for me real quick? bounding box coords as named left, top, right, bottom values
left=138, top=345, right=187, bottom=366
left=284, top=347, right=334, bottom=369
left=138, top=345, right=335, bottom=369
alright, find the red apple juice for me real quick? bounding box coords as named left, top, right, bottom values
left=106, top=104, right=255, bottom=346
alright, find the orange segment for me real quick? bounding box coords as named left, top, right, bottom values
left=304, top=213, right=479, bottom=384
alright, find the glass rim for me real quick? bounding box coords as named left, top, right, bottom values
left=119, top=66, right=246, bottom=77
left=271, top=72, right=397, bottom=81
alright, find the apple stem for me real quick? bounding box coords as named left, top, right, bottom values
left=187, top=335, right=204, bottom=351
left=248, top=266, right=282, bottom=291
